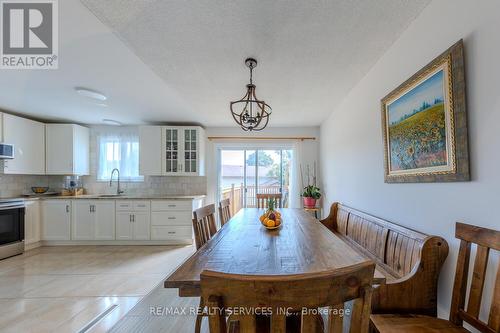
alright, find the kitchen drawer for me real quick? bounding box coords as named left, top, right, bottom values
left=116, top=201, right=133, bottom=211
left=133, top=201, right=150, bottom=211
left=151, top=200, right=191, bottom=211
left=151, top=211, right=191, bottom=226
left=151, top=226, right=192, bottom=240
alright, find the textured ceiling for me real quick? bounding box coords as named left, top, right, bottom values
left=80, top=0, right=430, bottom=127
left=0, top=0, right=430, bottom=127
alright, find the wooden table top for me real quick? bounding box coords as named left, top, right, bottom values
left=164, top=208, right=383, bottom=296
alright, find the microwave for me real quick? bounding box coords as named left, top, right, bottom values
left=0, top=143, right=14, bottom=159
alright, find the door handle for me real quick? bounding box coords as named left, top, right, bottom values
left=66, top=205, right=70, bottom=213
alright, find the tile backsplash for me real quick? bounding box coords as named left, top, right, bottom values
left=0, top=174, right=207, bottom=198
left=0, top=126, right=207, bottom=198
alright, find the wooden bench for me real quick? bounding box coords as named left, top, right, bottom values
left=321, top=202, right=449, bottom=316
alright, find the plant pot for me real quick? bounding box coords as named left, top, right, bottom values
left=303, top=197, right=317, bottom=208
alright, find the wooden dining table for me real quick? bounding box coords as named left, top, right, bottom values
left=164, top=208, right=385, bottom=297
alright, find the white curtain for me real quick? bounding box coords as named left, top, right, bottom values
left=96, top=127, right=143, bottom=181
left=289, top=140, right=303, bottom=208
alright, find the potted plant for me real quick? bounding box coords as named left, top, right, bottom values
left=302, top=185, right=321, bottom=208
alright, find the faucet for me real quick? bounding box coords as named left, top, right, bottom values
left=109, top=168, right=124, bottom=195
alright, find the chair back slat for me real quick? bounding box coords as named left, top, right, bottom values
left=256, top=193, right=282, bottom=209
left=201, top=262, right=375, bottom=333
left=449, top=222, right=500, bottom=333
left=218, top=199, right=232, bottom=226
left=193, top=204, right=217, bottom=250
left=488, top=268, right=500, bottom=331
left=467, top=245, right=489, bottom=318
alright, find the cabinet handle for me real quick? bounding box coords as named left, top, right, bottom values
left=167, top=231, right=176, bottom=234
left=168, top=204, right=176, bottom=207
left=129, top=214, right=132, bottom=222
left=66, top=205, right=70, bottom=213
left=132, top=215, right=135, bottom=222
left=168, top=217, right=176, bottom=220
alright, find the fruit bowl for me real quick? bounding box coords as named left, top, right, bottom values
left=259, top=210, right=282, bottom=230
left=259, top=198, right=282, bottom=230
left=261, top=222, right=282, bottom=230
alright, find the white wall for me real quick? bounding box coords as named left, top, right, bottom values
left=205, top=126, right=320, bottom=208
left=320, top=0, right=499, bottom=322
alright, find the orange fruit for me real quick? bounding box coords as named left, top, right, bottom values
left=259, top=215, right=265, bottom=222
left=267, top=220, right=276, bottom=227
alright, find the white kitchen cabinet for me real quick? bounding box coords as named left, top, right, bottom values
left=24, top=200, right=41, bottom=246
left=162, top=126, right=205, bottom=176
left=2, top=113, right=45, bottom=174
left=72, top=200, right=115, bottom=240
left=71, top=200, right=94, bottom=240
left=115, top=200, right=150, bottom=240
left=139, top=126, right=162, bottom=176
left=150, top=199, right=202, bottom=241
left=46, top=124, right=89, bottom=175
left=139, top=126, right=205, bottom=176
left=132, top=212, right=150, bottom=240
left=42, top=200, right=71, bottom=240
left=94, top=201, right=115, bottom=240
left=116, top=212, right=133, bottom=240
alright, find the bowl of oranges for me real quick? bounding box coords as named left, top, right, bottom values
left=259, top=198, right=282, bottom=230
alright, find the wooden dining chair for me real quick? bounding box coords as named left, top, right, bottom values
left=201, top=261, right=375, bottom=333
left=371, top=222, right=500, bottom=333
left=219, top=198, right=232, bottom=226
left=192, top=204, right=219, bottom=333
left=256, top=193, right=282, bottom=209
left=193, top=204, right=218, bottom=251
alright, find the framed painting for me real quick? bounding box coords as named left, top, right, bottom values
left=382, top=40, right=469, bottom=183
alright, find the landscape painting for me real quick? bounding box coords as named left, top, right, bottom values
left=382, top=41, right=469, bottom=183
left=386, top=68, right=450, bottom=173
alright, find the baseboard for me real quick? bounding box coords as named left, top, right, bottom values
left=24, top=241, right=42, bottom=251
left=41, top=239, right=193, bottom=246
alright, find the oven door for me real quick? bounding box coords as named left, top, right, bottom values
left=0, top=207, right=24, bottom=246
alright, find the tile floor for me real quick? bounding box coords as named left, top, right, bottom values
left=0, top=245, right=195, bottom=333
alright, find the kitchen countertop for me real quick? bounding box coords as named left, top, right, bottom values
left=0, top=194, right=206, bottom=201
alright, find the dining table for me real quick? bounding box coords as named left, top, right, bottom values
left=164, top=208, right=385, bottom=297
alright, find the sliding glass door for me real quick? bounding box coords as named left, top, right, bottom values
left=219, top=149, right=292, bottom=215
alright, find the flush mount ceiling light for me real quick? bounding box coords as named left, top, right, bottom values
left=230, top=58, right=272, bottom=131
left=102, top=119, right=122, bottom=126
left=75, top=87, right=107, bottom=101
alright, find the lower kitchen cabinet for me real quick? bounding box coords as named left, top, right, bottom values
left=116, top=211, right=150, bottom=240
left=72, top=200, right=115, bottom=240
left=39, top=197, right=202, bottom=244
left=24, top=200, right=41, bottom=246
left=94, top=201, right=115, bottom=240
left=42, top=200, right=72, bottom=241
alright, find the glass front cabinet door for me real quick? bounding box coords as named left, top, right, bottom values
left=162, top=126, right=205, bottom=176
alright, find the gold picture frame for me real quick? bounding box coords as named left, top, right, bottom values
left=381, top=40, right=470, bottom=183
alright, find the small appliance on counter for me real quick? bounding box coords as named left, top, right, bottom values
left=0, top=199, right=25, bottom=260
left=0, top=143, right=14, bottom=159
left=61, top=176, right=85, bottom=196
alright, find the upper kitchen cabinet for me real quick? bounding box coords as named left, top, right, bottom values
left=46, top=124, right=90, bottom=175
left=163, top=126, right=205, bottom=176
left=139, top=125, right=162, bottom=176
left=139, top=126, right=205, bottom=176
left=1, top=113, right=45, bottom=174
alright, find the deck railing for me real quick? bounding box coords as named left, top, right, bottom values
left=221, top=184, right=287, bottom=215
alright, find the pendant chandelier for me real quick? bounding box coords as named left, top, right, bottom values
left=230, top=58, right=272, bottom=131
